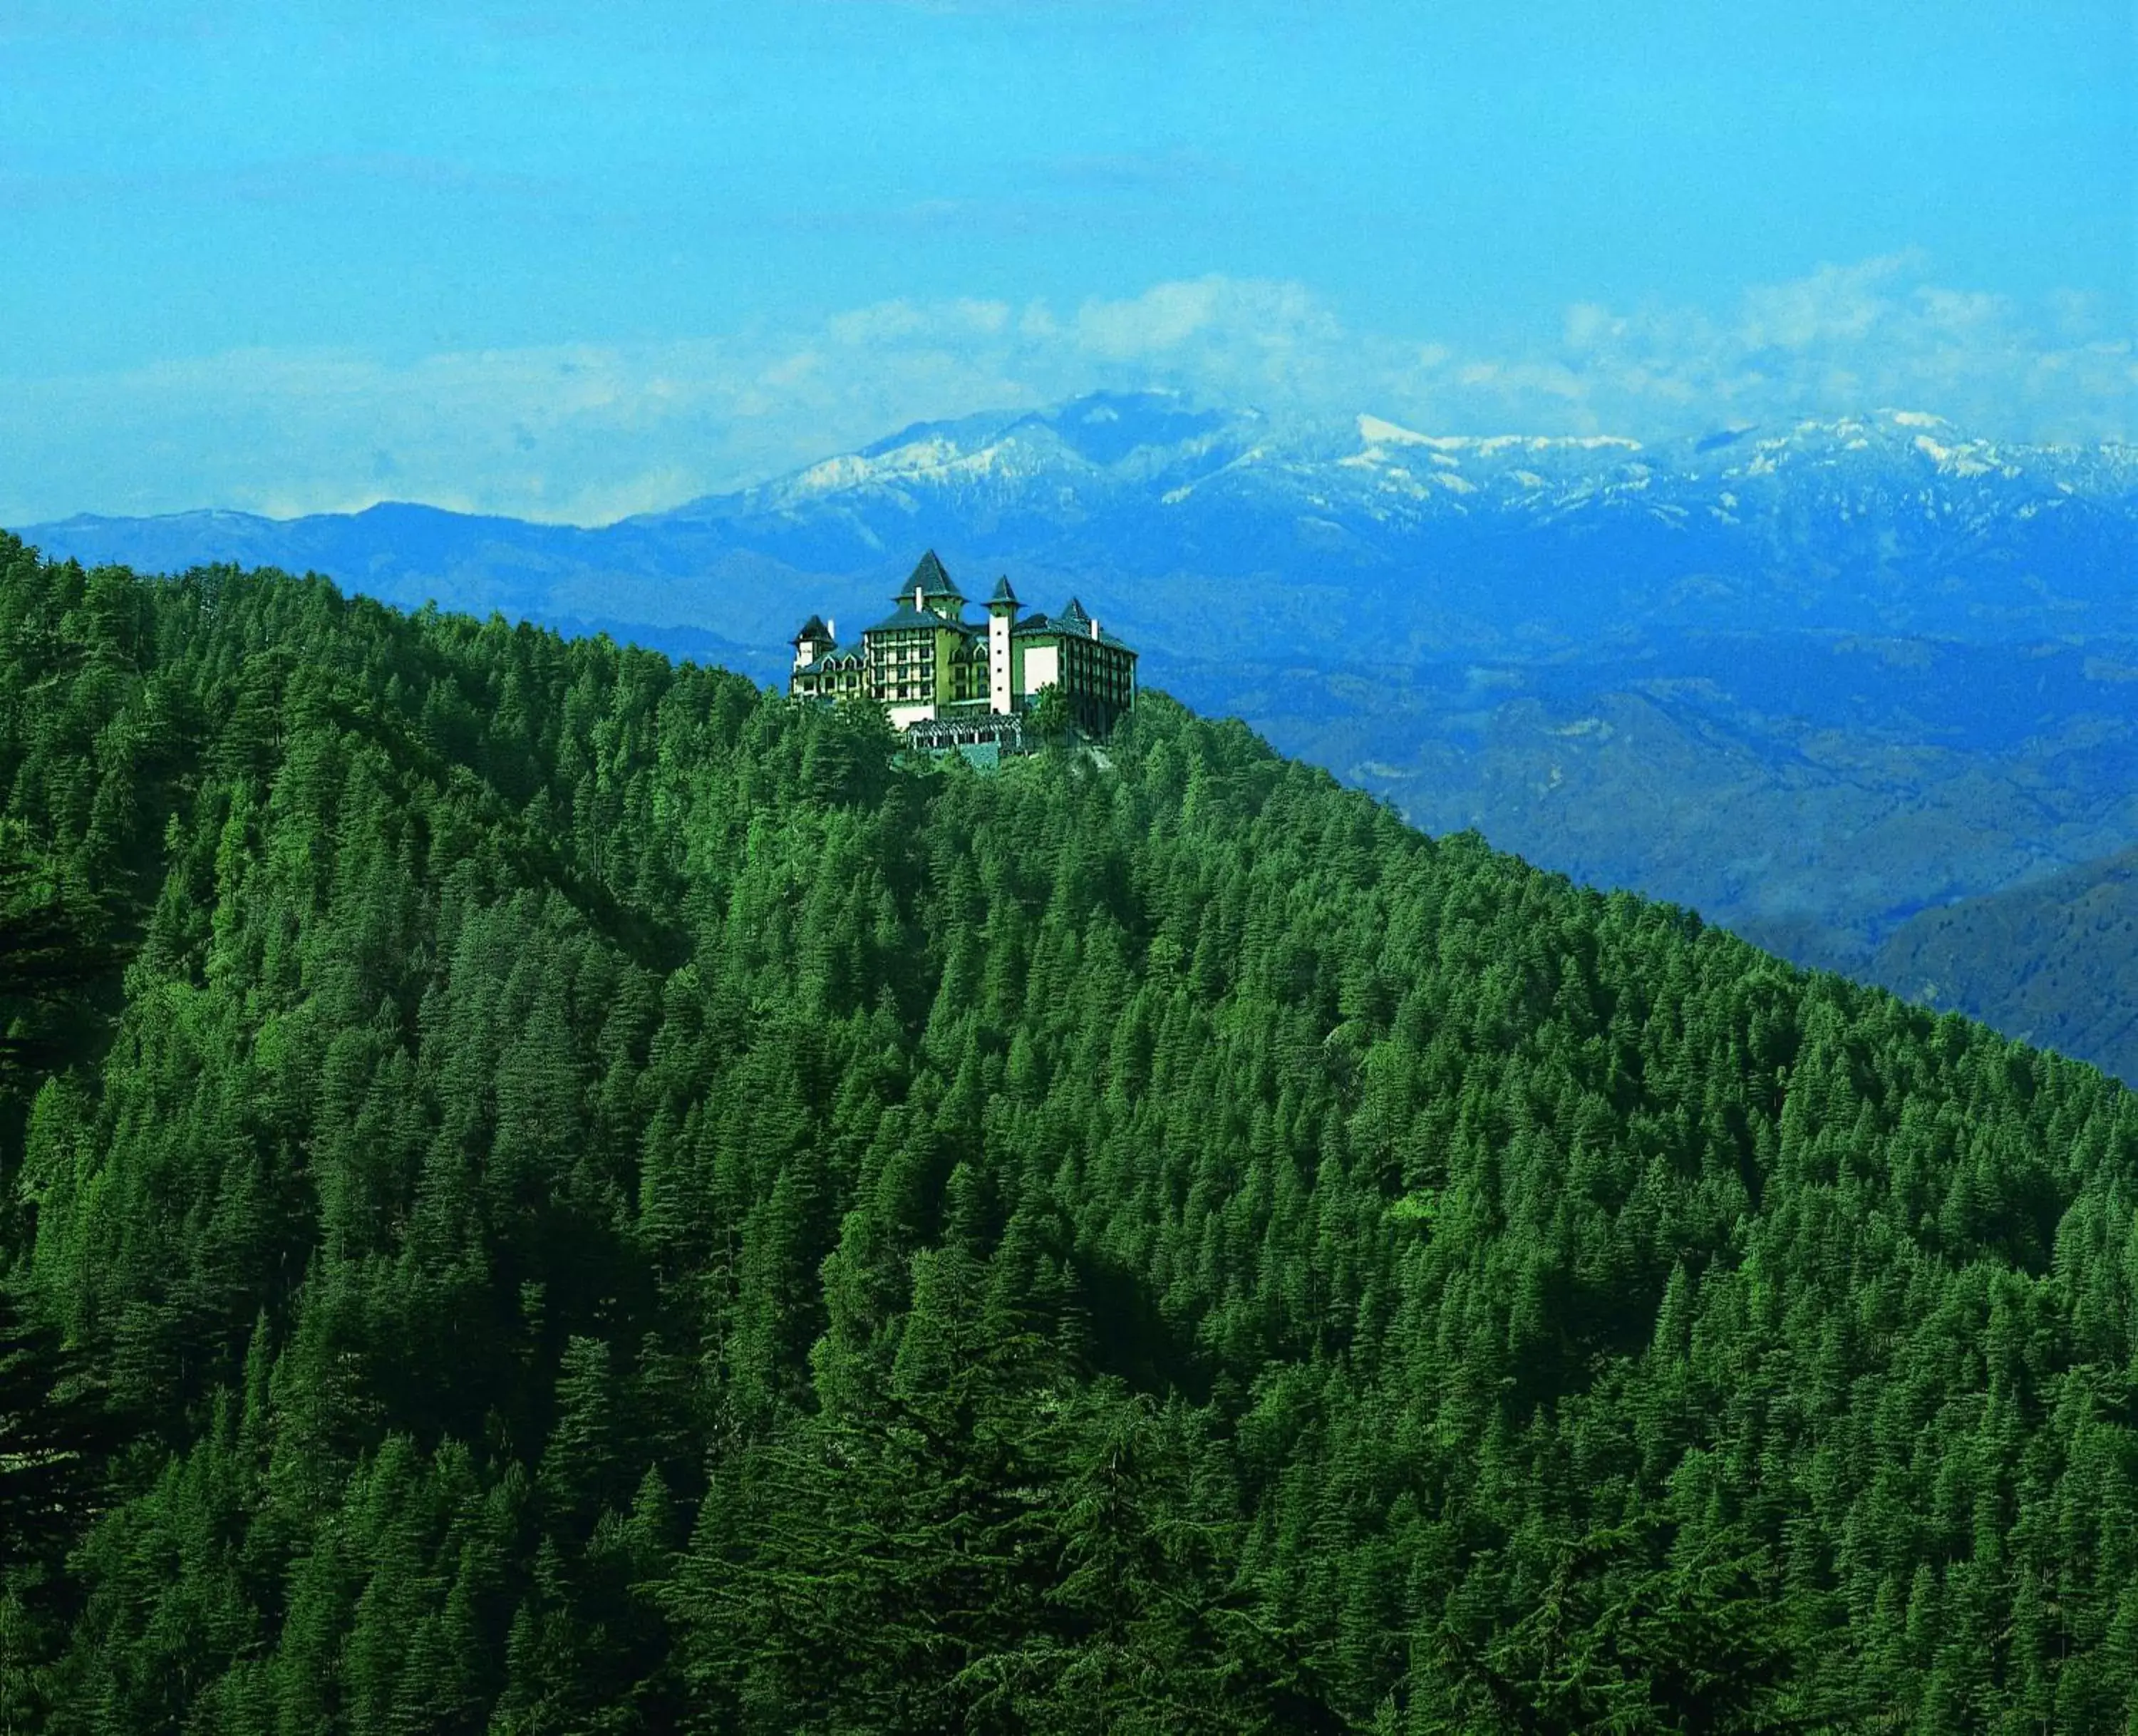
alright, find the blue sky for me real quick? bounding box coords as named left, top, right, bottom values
left=4, top=0, right=2132, bottom=522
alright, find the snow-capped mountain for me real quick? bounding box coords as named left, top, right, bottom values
left=618, top=393, right=2135, bottom=656
left=659, top=393, right=2129, bottom=658
left=656, top=392, right=2135, bottom=529
left=16, top=391, right=2134, bottom=668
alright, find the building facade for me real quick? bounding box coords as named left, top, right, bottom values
left=788, top=551, right=1137, bottom=740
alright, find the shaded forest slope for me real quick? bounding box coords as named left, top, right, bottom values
left=1, top=535, right=2135, bottom=1732
left=1879, top=844, right=2138, bottom=1085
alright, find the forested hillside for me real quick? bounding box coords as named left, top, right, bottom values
left=1878, top=847, right=2138, bottom=1087
left=1, top=531, right=2135, bottom=1732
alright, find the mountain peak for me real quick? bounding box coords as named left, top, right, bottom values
left=1356, top=413, right=1436, bottom=448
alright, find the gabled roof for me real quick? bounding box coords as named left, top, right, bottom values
left=793, top=647, right=867, bottom=677
left=1058, top=596, right=1090, bottom=624
left=898, top=549, right=964, bottom=603
left=792, top=613, right=832, bottom=644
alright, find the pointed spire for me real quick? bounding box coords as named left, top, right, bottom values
left=899, top=549, right=963, bottom=601
left=792, top=613, right=831, bottom=644
left=988, top=574, right=1018, bottom=606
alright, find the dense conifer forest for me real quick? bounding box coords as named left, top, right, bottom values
left=1, top=529, right=2134, bottom=1732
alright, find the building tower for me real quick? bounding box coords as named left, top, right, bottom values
left=907, top=549, right=965, bottom=621
left=986, top=575, right=1018, bottom=714
left=792, top=614, right=835, bottom=672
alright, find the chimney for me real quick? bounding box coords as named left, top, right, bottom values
left=827, top=618, right=835, bottom=641
left=1089, top=617, right=1100, bottom=640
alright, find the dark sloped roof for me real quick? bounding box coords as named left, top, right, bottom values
left=1013, top=606, right=1137, bottom=654
left=899, top=549, right=964, bottom=602
left=866, top=602, right=944, bottom=633
left=792, top=649, right=866, bottom=676
left=864, top=601, right=983, bottom=635
left=792, top=613, right=832, bottom=644
left=987, top=575, right=1019, bottom=605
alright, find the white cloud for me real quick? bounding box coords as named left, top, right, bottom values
left=4, top=256, right=2131, bottom=525
left=1737, top=252, right=1919, bottom=350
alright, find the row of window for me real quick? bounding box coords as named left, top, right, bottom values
left=803, top=631, right=1132, bottom=713
left=797, top=681, right=1126, bottom=715
left=805, top=663, right=1127, bottom=693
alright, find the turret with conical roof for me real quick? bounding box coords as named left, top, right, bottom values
left=899, top=549, right=966, bottom=621
left=791, top=613, right=835, bottom=671
left=986, top=577, right=1018, bottom=715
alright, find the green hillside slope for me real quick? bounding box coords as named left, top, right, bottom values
left=2, top=534, right=2135, bottom=1732
left=1206, top=641, right=2138, bottom=1044
left=1878, top=847, right=2138, bottom=1086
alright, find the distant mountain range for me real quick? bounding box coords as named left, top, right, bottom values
left=25, top=393, right=2137, bottom=661
left=17, top=391, right=2138, bottom=1078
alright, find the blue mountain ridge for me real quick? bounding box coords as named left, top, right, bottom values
left=28, top=393, right=2134, bottom=667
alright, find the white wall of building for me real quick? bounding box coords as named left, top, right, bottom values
left=989, top=611, right=1013, bottom=713
left=1021, top=643, right=1058, bottom=696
